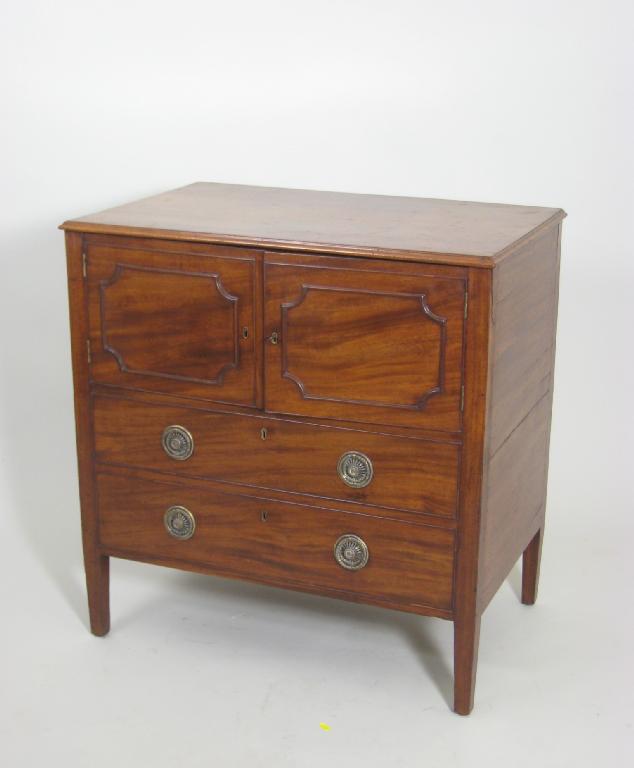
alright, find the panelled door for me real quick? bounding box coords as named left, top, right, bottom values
left=85, top=240, right=259, bottom=406
left=263, top=253, right=466, bottom=431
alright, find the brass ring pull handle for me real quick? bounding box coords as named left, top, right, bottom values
left=334, top=534, right=369, bottom=570
left=164, top=505, right=196, bottom=540
left=162, top=425, right=194, bottom=461
left=337, top=451, right=373, bottom=488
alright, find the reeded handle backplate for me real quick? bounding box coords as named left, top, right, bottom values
left=164, top=505, right=196, bottom=540
left=334, top=534, right=369, bottom=571
left=162, top=425, right=194, bottom=460
left=337, top=451, right=373, bottom=488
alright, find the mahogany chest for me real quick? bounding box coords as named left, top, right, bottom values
left=61, top=182, right=564, bottom=714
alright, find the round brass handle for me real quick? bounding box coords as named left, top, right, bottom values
left=337, top=451, right=373, bottom=488
left=162, top=425, right=194, bottom=460
left=334, top=534, right=369, bottom=571
left=164, top=505, right=196, bottom=540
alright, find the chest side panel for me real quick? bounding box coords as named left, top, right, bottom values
left=478, top=225, right=562, bottom=611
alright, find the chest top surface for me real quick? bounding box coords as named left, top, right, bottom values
left=61, top=182, right=565, bottom=267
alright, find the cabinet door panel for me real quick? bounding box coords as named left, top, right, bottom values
left=264, top=255, right=466, bottom=430
left=86, top=241, right=258, bottom=406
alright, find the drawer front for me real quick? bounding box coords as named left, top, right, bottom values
left=85, top=240, right=259, bottom=406
left=264, top=253, right=466, bottom=431
left=96, top=471, right=455, bottom=611
left=93, top=396, right=460, bottom=518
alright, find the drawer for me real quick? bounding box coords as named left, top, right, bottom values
left=96, top=471, right=455, bottom=611
left=264, top=253, right=466, bottom=431
left=93, top=396, right=460, bottom=518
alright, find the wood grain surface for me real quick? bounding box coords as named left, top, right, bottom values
left=486, top=226, right=561, bottom=454
left=60, top=182, right=565, bottom=266
left=65, top=231, right=110, bottom=636
left=453, top=267, right=492, bottom=715
left=93, top=395, right=461, bottom=519
left=264, top=251, right=466, bottom=431
left=96, top=469, right=456, bottom=613
left=85, top=239, right=260, bottom=406
left=477, top=225, right=562, bottom=613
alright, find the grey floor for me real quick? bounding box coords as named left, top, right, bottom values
left=1, top=442, right=631, bottom=767
left=0, top=225, right=631, bottom=768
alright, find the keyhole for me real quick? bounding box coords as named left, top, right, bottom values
left=242, top=327, right=249, bottom=339
left=260, top=427, right=268, bottom=440
left=260, top=510, right=268, bottom=522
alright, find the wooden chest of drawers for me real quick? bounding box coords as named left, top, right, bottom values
left=61, top=182, right=564, bottom=714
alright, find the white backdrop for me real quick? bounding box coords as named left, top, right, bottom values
left=1, top=1, right=632, bottom=766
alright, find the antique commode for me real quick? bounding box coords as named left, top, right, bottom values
left=61, top=183, right=564, bottom=714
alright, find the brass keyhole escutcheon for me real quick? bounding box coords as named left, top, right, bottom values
left=268, top=331, right=279, bottom=345
left=260, top=510, right=268, bottom=522
left=242, top=326, right=249, bottom=339
left=260, top=427, right=268, bottom=440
